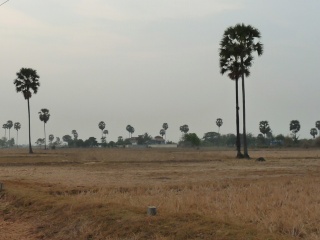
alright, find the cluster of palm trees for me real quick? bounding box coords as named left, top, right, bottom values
left=2, top=120, right=21, bottom=147
left=98, top=121, right=109, bottom=145
left=126, top=125, right=135, bottom=138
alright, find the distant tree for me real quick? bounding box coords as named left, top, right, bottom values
left=7, top=138, right=15, bottom=147
left=216, top=118, right=223, bottom=133
left=54, top=137, right=62, bottom=147
left=108, top=141, right=116, bottom=148
left=316, top=121, right=320, bottom=135
left=126, top=125, right=135, bottom=138
left=14, top=122, right=21, bottom=147
left=38, top=108, right=50, bottom=150
left=310, top=128, right=318, bottom=139
left=275, top=134, right=285, bottom=142
left=137, top=133, right=152, bottom=145
left=203, top=132, right=219, bottom=145
left=183, top=133, right=201, bottom=147
left=117, top=136, right=124, bottom=145
left=2, top=124, right=7, bottom=139
left=14, top=68, right=40, bottom=154
left=256, top=134, right=265, bottom=146
left=49, top=134, right=54, bottom=146
left=219, top=24, right=263, bottom=159
left=259, top=121, right=271, bottom=138
left=84, top=137, right=98, bottom=148
left=162, top=123, right=168, bottom=142
left=290, top=120, right=301, bottom=142
left=6, top=120, right=13, bottom=142
left=98, top=121, right=106, bottom=138
left=71, top=130, right=78, bottom=141
left=179, top=124, right=189, bottom=134
left=160, top=129, right=165, bottom=138
left=62, top=135, right=73, bottom=146
left=35, top=138, right=45, bottom=149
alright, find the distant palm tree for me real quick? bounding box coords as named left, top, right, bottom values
left=14, top=68, right=40, bottom=153
left=180, top=124, right=189, bottom=134
left=72, top=130, right=78, bottom=141
left=2, top=124, right=8, bottom=139
left=39, top=108, right=50, bottom=150
left=160, top=129, right=165, bottom=138
left=310, top=128, right=318, bottom=139
left=216, top=118, right=223, bottom=133
left=259, top=121, right=271, bottom=138
left=162, top=123, right=168, bottom=142
left=290, top=120, right=300, bottom=142
left=14, top=122, right=21, bottom=147
left=49, top=134, right=54, bottom=146
left=98, top=121, right=106, bottom=139
left=6, top=120, right=13, bottom=141
left=126, top=125, right=134, bottom=138
left=220, top=23, right=263, bottom=159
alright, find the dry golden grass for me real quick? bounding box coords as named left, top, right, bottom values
left=1, top=147, right=320, bottom=239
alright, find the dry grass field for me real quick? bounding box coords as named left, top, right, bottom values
left=1, top=147, right=320, bottom=240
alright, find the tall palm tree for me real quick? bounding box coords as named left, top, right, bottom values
left=14, top=68, right=40, bottom=153
left=98, top=121, right=106, bottom=139
left=162, top=123, right=168, bottom=142
left=103, top=129, right=108, bottom=143
left=216, top=118, right=223, bottom=133
left=2, top=124, right=8, bottom=139
left=72, top=130, right=78, bottom=140
left=6, top=120, right=13, bottom=141
left=219, top=23, right=263, bottom=159
left=39, top=108, right=50, bottom=150
left=310, top=128, right=318, bottom=139
left=14, top=122, right=21, bottom=148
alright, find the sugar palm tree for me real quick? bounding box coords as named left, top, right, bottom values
left=126, top=125, right=134, bottom=138
left=98, top=121, right=106, bottom=139
left=14, top=122, right=21, bottom=148
left=39, top=108, right=50, bottom=150
left=310, top=128, right=318, bottom=139
left=6, top=120, right=13, bottom=141
left=220, top=23, right=263, bottom=158
left=72, top=130, right=78, bottom=141
left=216, top=118, right=223, bottom=133
left=290, top=120, right=300, bottom=142
left=259, top=121, right=271, bottom=138
left=14, top=68, right=40, bottom=153
left=179, top=124, right=189, bottom=134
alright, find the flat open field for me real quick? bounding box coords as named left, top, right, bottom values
left=1, top=148, right=320, bottom=240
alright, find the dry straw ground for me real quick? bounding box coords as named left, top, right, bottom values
left=0, top=147, right=320, bottom=240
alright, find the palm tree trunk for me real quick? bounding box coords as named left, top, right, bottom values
left=241, top=59, right=250, bottom=159
left=44, top=122, right=47, bottom=150
left=27, top=98, right=33, bottom=154
left=16, top=130, right=18, bottom=148
left=235, top=79, right=243, bottom=158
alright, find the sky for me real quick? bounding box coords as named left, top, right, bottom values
left=0, top=0, right=319, bottom=145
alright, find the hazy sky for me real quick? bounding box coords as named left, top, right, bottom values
left=1, top=0, right=319, bottom=144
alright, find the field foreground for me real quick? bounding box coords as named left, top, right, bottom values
left=0, top=148, right=320, bottom=240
